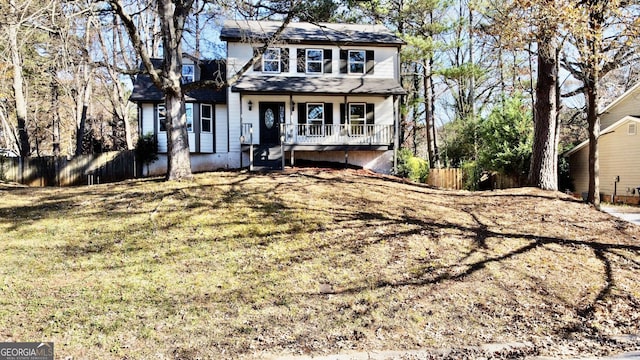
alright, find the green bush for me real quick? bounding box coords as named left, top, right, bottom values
left=136, top=133, right=158, bottom=172
left=462, top=160, right=481, bottom=191
left=397, top=148, right=429, bottom=183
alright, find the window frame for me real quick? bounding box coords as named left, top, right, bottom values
left=201, top=104, right=213, bottom=134
left=307, top=103, right=325, bottom=136
left=185, top=103, right=194, bottom=133
left=348, top=50, right=366, bottom=74
left=182, top=64, right=195, bottom=83
left=157, top=104, right=167, bottom=132
left=306, top=49, right=323, bottom=74
left=262, top=48, right=281, bottom=73
left=629, top=122, right=637, bottom=135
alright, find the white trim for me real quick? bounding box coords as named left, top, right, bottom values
left=157, top=104, right=166, bottom=132
left=185, top=103, right=194, bottom=133
left=564, top=115, right=640, bottom=157
left=262, top=48, right=281, bottom=73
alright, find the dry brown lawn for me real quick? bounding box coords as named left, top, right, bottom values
left=0, top=168, right=639, bottom=359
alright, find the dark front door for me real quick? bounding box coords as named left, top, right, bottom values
left=255, top=102, right=285, bottom=170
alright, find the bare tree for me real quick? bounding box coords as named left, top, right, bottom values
left=109, top=0, right=300, bottom=180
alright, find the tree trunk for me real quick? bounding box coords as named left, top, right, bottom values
left=424, top=59, right=434, bottom=166
left=528, top=32, right=558, bottom=190
left=8, top=1, right=30, bottom=157
left=585, top=1, right=603, bottom=209
left=75, top=72, right=92, bottom=156
left=159, top=0, right=192, bottom=180
left=586, top=82, right=600, bottom=208
left=51, top=72, right=60, bottom=157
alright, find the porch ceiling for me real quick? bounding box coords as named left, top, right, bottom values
left=231, top=75, right=406, bottom=96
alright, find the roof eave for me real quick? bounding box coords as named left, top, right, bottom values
left=564, top=115, right=640, bottom=157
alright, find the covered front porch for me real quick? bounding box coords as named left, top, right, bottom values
left=240, top=122, right=395, bottom=171
left=240, top=123, right=394, bottom=147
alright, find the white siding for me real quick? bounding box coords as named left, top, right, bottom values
left=188, top=133, right=196, bottom=152
left=227, top=42, right=399, bottom=80
left=200, top=133, right=214, bottom=153
left=215, top=104, right=228, bottom=153
left=141, top=104, right=155, bottom=136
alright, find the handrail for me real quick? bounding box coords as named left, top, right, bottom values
left=283, top=124, right=393, bottom=145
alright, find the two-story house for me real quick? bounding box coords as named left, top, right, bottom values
left=222, top=20, right=405, bottom=171
left=131, top=20, right=405, bottom=174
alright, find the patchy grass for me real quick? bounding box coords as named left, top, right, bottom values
left=0, top=169, right=639, bottom=359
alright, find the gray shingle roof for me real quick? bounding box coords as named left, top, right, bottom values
left=220, top=20, right=404, bottom=47
left=231, top=75, right=406, bottom=95
left=129, top=59, right=227, bottom=103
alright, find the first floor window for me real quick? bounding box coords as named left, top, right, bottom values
left=349, top=103, right=366, bottom=135
left=185, top=103, right=194, bottom=132
left=201, top=104, right=213, bottom=133
left=159, top=103, right=195, bottom=132
left=307, top=103, right=324, bottom=136
left=158, top=104, right=166, bottom=132
left=263, top=48, right=281, bottom=73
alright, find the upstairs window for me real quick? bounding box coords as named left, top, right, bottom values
left=182, top=64, right=195, bottom=83
left=262, top=48, right=281, bottom=73
left=348, top=50, right=366, bottom=74
left=629, top=123, right=637, bottom=135
left=306, top=49, right=323, bottom=74
left=340, top=50, right=374, bottom=75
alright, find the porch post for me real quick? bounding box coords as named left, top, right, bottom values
left=393, top=95, right=399, bottom=173
left=249, top=126, right=254, bottom=171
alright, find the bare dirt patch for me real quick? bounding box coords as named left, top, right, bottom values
left=0, top=169, right=638, bottom=359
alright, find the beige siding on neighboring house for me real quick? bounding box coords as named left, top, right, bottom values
left=570, top=119, right=640, bottom=198
left=600, top=87, right=640, bottom=129
left=569, top=145, right=589, bottom=195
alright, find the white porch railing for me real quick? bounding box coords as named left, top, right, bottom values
left=240, top=123, right=254, bottom=144
left=284, top=124, right=393, bottom=146
left=241, top=123, right=394, bottom=146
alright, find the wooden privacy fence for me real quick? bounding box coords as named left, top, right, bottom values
left=426, top=168, right=525, bottom=190
left=0, top=151, right=138, bottom=187
left=427, top=168, right=464, bottom=190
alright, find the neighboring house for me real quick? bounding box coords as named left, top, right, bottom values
left=130, top=20, right=405, bottom=174
left=566, top=82, right=640, bottom=203
left=131, top=56, right=228, bottom=175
